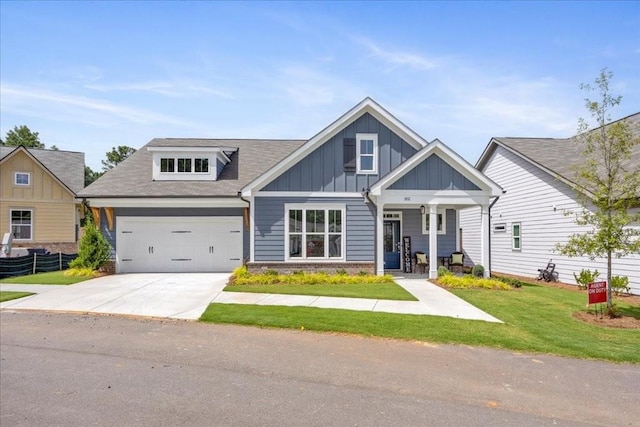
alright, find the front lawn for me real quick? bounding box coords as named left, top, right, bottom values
left=0, top=271, right=95, bottom=285
left=201, top=281, right=640, bottom=364
left=0, top=291, right=34, bottom=302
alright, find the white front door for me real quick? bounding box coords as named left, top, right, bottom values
left=116, top=217, right=243, bottom=273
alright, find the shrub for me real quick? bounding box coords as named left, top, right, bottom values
left=437, top=266, right=451, bottom=277
left=229, top=270, right=394, bottom=286
left=573, top=269, right=599, bottom=290
left=63, top=267, right=100, bottom=278
left=335, top=268, right=348, bottom=276
left=611, top=275, right=630, bottom=295
left=438, top=275, right=510, bottom=290
left=471, top=265, right=485, bottom=278
left=264, top=269, right=279, bottom=276
left=69, top=224, right=111, bottom=270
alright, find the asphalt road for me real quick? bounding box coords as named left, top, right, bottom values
left=1, top=311, right=638, bottom=426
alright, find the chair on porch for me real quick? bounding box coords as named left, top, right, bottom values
left=449, top=251, right=464, bottom=274
left=415, top=252, right=428, bottom=274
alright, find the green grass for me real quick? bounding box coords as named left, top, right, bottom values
left=0, top=271, right=95, bottom=285
left=224, top=282, right=417, bottom=301
left=0, top=291, right=34, bottom=302
left=201, top=281, right=640, bottom=363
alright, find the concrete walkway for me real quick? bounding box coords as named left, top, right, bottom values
left=1, top=273, right=502, bottom=323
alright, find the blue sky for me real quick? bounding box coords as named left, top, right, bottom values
left=1, top=1, right=639, bottom=171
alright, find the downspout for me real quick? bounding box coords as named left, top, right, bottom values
left=361, top=187, right=380, bottom=274
left=487, top=191, right=506, bottom=277
left=238, top=192, right=251, bottom=264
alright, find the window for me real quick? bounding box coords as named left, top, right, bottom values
left=160, top=157, right=209, bottom=174
left=286, top=205, right=344, bottom=260
left=422, top=211, right=446, bottom=234
left=10, top=210, right=32, bottom=240
left=177, top=158, right=192, bottom=172
left=512, top=223, right=521, bottom=250
left=160, top=158, right=175, bottom=172
left=14, top=172, right=30, bottom=186
left=494, top=223, right=506, bottom=232
left=194, top=158, right=209, bottom=173
left=356, top=133, right=377, bottom=174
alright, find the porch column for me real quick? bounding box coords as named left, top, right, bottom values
left=376, top=202, right=385, bottom=276
left=428, top=204, right=438, bottom=279
left=480, top=203, right=490, bottom=277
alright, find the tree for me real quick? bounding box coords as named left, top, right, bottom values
left=84, top=166, right=103, bottom=187
left=69, top=222, right=111, bottom=270
left=1, top=125, right=45, bottom=148
left=102, top=146, right=136, bottom=171
left=556, top=69, right=640, bottom=314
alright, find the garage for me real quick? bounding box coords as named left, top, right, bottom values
left=116, top=216, right=243, bottom=273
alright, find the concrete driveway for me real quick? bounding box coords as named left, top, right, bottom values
left=0, top=273, right=229, bottom=320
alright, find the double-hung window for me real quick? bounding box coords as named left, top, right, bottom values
left=10, top=209, right=32, bottom=240
left=14, top=172, right=30, bottom=186
left=512, top=223, right=521, bottom=250
left=356, top=133, right=377, bottom=174
left=286, top=205, right=344, bottom=260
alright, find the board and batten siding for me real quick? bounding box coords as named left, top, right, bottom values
left=253, top=197, right=375, bottom=262
left=102, top=207, right=248, bottom=259
left=460, top=146, right=640, bottom=294
left=396, top=208, right=457, bottom=257
left=389, top=155, right=480, bottom=191
left=262, top=113, right=417, bottom=193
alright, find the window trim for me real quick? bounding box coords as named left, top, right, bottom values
left=10, top=209, right=33, bottom=241
left=284, top=204, right=345, bottom=261
left=421, top=210, right=446, bottom=235
left=493, top=223, right=506, bottom=233
left=512, top=222, right=521, bottom=251
left=159, top=156, right=210, bottom=175
left=356, top=133, right=378, bottom=175
left=14, top=172, right=31, bottom=186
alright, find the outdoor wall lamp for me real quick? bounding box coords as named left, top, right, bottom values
left=420, top=205, right=426, bottom=214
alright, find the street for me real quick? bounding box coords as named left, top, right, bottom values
left=1, top=311, right=638, bottom=426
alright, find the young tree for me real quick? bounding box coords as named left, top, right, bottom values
left=84, top=166, right=103, bottom=187
left=102, top=146, right=136, bottom=171
left=556, top=69, right=640, bottom=313
left=70, top=222, right=111, bottom=270
left=1, top=125, right=45, bottom=148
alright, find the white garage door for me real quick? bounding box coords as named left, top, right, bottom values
left=116, top=216, right=243, bottom=273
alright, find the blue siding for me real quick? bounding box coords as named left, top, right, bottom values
left=254, top=197, right=375, bottom=262
left=104, top=207, right=248, bottom=259
left=396, top=208, right=457, bottom=257
left=263, top=113, right=417, bottom=192
left=389, top=155, right=480, bottom=190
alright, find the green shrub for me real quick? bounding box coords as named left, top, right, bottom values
left=63, top=267, right=100, bottom=278
left=69, top=224, right=111, bottom=270
left=437, top=266, right=451, bottom=277
left=230, top=270, right=394, bottom=286
left=471, top=265, right=485, bottom=278
left=264, top=269, right=279, bottom=276
left=438, top=275, right=511, bottom=290
left=611, top=275, right=630, bottom=295
left=335, top=268, right=348, bottom=276
left=573, top=269, right=600, bottom=290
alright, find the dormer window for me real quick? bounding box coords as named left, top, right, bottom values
left=149, top=146, right=235, bottom=181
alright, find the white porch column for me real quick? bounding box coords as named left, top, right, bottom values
left=455, top=209, right=461, bottom=252
left=376, top=202, right=385, bottom=276
left=480, top=203, right=490, bottom=277
left=428, top=204, right=438, bottom=279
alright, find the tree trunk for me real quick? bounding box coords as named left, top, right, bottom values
left=607, top=250, right=613, bottom=311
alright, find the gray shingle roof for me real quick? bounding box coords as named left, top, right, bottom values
left=78, top=138, right=306, bottom=198
left=0, top=146, right=85, bottom=194
left=483, top=112, right=640, bottom=191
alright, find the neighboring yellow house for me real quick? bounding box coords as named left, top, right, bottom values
left=0, top=145, right=85, bottom=254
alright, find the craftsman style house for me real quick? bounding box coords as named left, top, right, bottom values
left=79, top=98, right=502, bottom=277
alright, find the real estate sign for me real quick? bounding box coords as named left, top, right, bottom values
left=587, top=281, right=608, bottom=304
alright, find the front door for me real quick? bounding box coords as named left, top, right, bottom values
left=383, top=220, right=401, bottom=270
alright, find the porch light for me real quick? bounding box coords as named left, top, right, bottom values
left=420, top=205, right=426, bottom=214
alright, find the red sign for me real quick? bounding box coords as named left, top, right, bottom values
left=588, top=281, right=608, bottom=304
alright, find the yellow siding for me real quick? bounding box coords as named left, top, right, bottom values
left=1, top=150, right=79, bottom=243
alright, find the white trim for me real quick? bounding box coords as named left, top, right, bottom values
left=376, top=203, right=384, bottom=276
left=375, top=191, right=491, bottom=207
left=241, top=98, right=429, bottom=197
left=428, top=204, right=438, bottom=278
left=255, top=191, right=363, bottom=198
left=249, top=197, right=255, bottom=262
left=148, top=146, right=238, bottom=155
left=14, top=172, right=31, bottom=186
left=84, top=197, right=248, bottom=208
left=9, top=208, right=33, bottom=241
left=356, top=133, right=378, bottom=175
left=422, top=209, right=446, bottom=234
left=512, top=222, right=522, bottom=251
left=284, top=204, right=345, bottom=261
left=382, top=211, right=403, bottom=271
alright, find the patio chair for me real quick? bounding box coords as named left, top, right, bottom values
left=537, top=259, right=557, bottom=282
left=449, top=251, right=464, bottom=274
left=415, top=252, right=428, bottom=274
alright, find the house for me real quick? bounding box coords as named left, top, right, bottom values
left=79, top=98, right=502, bottom=277
left=0, top=145, right=85, bottom=254
left=460, top=113, right=640, bottom=294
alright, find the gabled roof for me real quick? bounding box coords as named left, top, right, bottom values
left=476, top=112, right=640, bottom=194
left=370, top=139, right=503, bottom=196
left=0, top=145, right=85, bottom=195
left=241, top=97, right=429, bottom=196
left=78, top=138, right=306, bottom=198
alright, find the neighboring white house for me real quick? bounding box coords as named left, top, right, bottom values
left=460, top=112, right=640, bottom=295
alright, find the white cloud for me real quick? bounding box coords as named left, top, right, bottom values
left=353, top=37, right=437, bottom=71
left=85, top=80, right=234, bottom=99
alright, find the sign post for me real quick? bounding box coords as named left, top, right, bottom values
left=587, top=281, right=608, bottom=317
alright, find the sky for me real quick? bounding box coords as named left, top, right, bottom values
left=1, top=1, right=639, bottom=171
